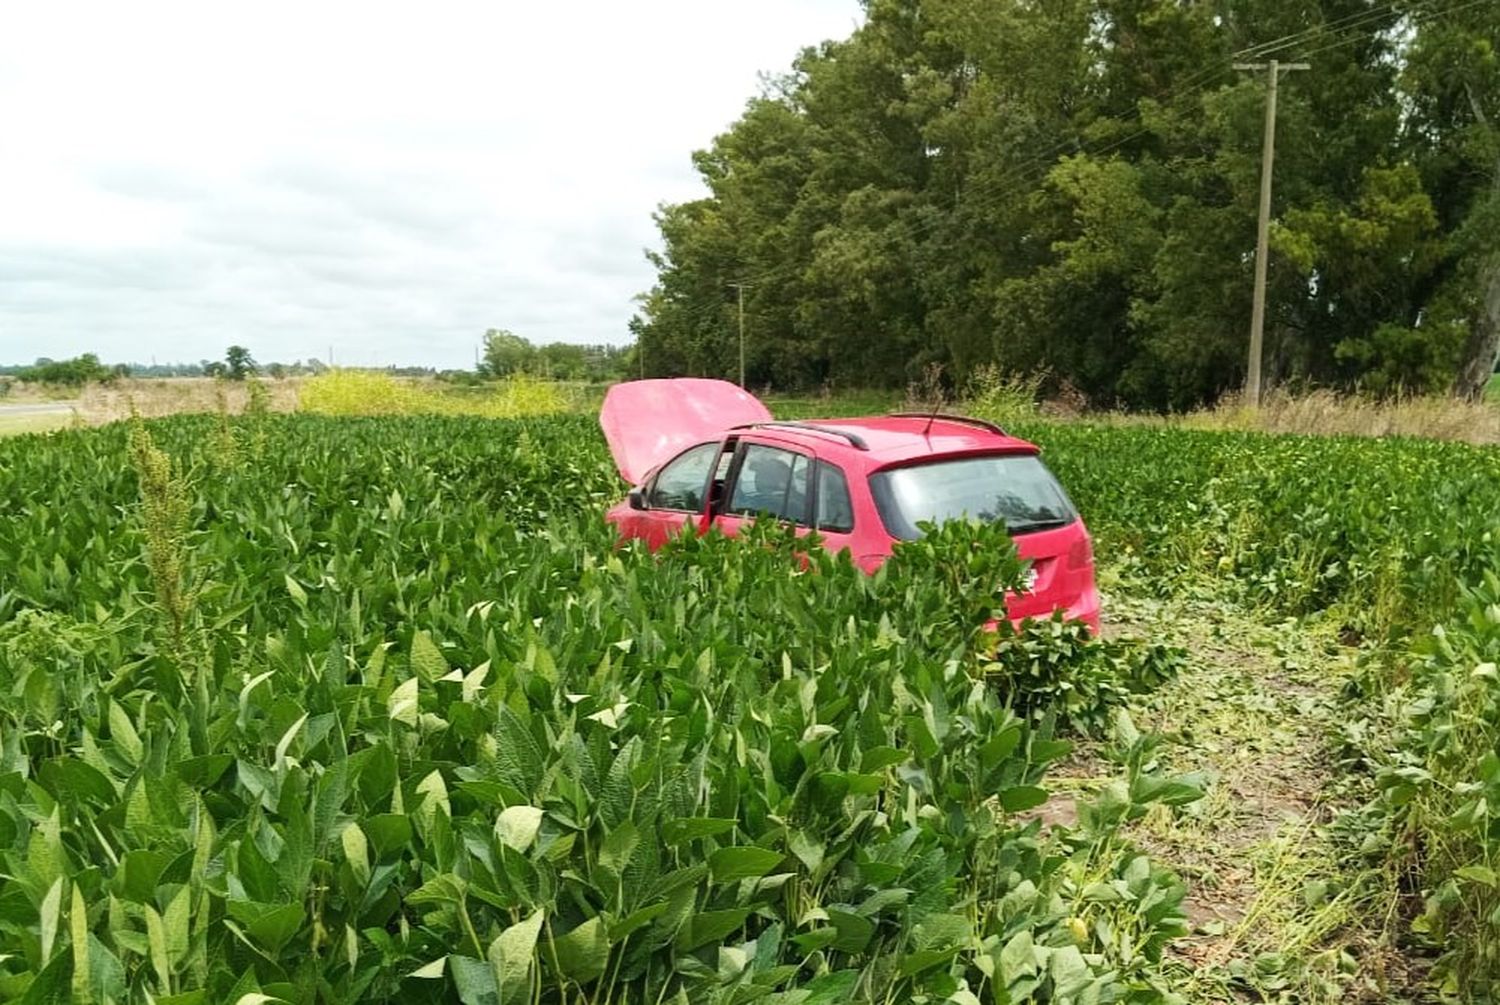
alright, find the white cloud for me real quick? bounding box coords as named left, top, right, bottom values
left=0, top=0, right=863, bottom=368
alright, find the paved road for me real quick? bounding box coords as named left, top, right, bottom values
left=0, top=401, right=78, bottom=416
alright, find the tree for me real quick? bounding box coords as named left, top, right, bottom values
left=225, top=346, right=257, bottom=381
left=633, top=0, right=1487, bottom=406
left=479, top=330, right=536, bottom=377
left=18, top=354, right=115, bottom=386
left=1397, top=3, right=1500, bottom=400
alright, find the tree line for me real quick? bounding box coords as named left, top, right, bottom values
left=4, top=335, right=640, bottom=389
left=478, top=329, right=635, bottom=382
left=631, top=0, right=1500, bottom=409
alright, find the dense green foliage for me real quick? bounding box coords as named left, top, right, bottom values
left=8, top=399, right=1500, bottom=998
left=7, top=355, right=122, bottom=387
left=479, top=331, right=635, bottom=383
left=634, top=0, right=1500, bottom=406
left=1008, top=419, right=1500, bottom=639
left=0, top=415, right=1196, bottom=1004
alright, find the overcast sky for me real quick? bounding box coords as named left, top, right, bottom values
left=0, top=1, right=863, bottom=369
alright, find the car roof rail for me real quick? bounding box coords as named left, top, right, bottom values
left=886, top=412, right=1008, bottom=436
left=730, top=421, right=870, bottom=451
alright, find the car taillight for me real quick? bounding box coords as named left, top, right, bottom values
left=1066, top=534, right=1093, bottom=570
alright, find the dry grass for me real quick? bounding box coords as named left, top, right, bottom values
left=1182, top=388, right=1500, bottom=444
left=0, top=410, right=75, bottom=437
left=78, top=377, right=301, bottom=423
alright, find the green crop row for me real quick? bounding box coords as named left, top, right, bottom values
left=998, top=418, right=1500, bottom=995
left=0, top=415, right=1194, bottom=1004
left=1009, top=420, right=1500, bottom=641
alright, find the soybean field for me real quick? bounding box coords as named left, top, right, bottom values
left=2, top=409, right=1499, bottom=1003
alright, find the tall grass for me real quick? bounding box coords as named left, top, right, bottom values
left=80, top=376, right=301, bottom=422
left=1184, top=388, right=1500, bottom=444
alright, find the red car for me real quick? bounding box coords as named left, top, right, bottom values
left=600, top=378, right=1100, bottom=633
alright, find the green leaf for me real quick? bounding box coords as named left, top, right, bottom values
left=489, top=910, right=544, bottom=1005
left=826, top=909, right=873, bottom=954
left=411, top=631, right=447, bottom=684
left=109, top=702, right=143, bottom=765
left=788, top=830, right=824, bottom=874
left=800, top=969, right=859, bottom=1004
left=980, top=724, right=1022, bottom=769
left=550, top=916, right=609, bottom=984
left=999, top=930, right=1037, bottom=981
left=145, top=904, right=171, bottom=989
left=449, top=955, right=497, bottom=1005
left=70, top=884, right=91, bottom=1005
left=859, top=746, right=909, bottom=772
left=659, top=817, right=737, bottom=846
left=898, top=947, right=961, bottom=977
left=608, top=902, right=668, bottom=940
left=163, top=884, right=191, bottom=964
left=999, top=785, right=1049, bottom=813
left=408, top=958, right=446, bottom=979
left=175, top=754, right=234, bottom=787
left=709, top=846, right=784, bottom=885
left=388, top=677, right=420, bottom=726
left=674, top=909, right=751, bottom=952
left=1048, top=943, right=1093, bottom=996
left=29, top=808, right=65, bottom=891
left=40, top=758, right=117, bottom=805
left=363, top=814, right=412, bottom=859
left=1457, top=864, right=1498, bottom=888
left=39, top=878, right=63, bottom=963
left=225, top=900, right=306, bottom=954
left=495, top=806, right=544, bottom=853
left=415, top=769, right=451, bottom=831
left=341, top=823, right=371, bottom=886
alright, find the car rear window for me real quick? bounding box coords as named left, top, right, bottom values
left=869, top=453, right=1077, bottom=540
left=815, top=462, right=854, bottom=533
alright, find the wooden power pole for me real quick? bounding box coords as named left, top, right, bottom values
left=729, top=282, right=752, bottom=388
left=1234, top=59, right=1308, bottom=407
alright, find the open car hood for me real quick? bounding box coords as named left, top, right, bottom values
left=600, top=378, right=771, bottom=484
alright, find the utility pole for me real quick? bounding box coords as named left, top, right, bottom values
left=729, top=282, right=752, bottom=388
left=1233, top=59, right=1308, bottom=407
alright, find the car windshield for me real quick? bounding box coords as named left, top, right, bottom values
left=869, top=454, right=1077, bottom=540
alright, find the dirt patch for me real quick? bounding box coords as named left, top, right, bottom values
left=1066, top=589, right=1415, bottom=1003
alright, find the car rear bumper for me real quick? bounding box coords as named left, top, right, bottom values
left=1056, top=585, right=1102, bottom=635
left=987, top=586, right=1102, bottom=637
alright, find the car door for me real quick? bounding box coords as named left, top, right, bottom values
left=631, top=441, right=722, bottom=550
left=808, top=457, right=861, bottom=559
left=713, top=441, right=813, bottom=539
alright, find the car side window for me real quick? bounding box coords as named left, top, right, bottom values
left=729, top=444, right=810, bottom=524
left=648, top=442, right=719, bottom=511
left=815, top=462, right=854, bottom=533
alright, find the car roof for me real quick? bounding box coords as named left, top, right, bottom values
left=736, top=415, right=1039, bottom=468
